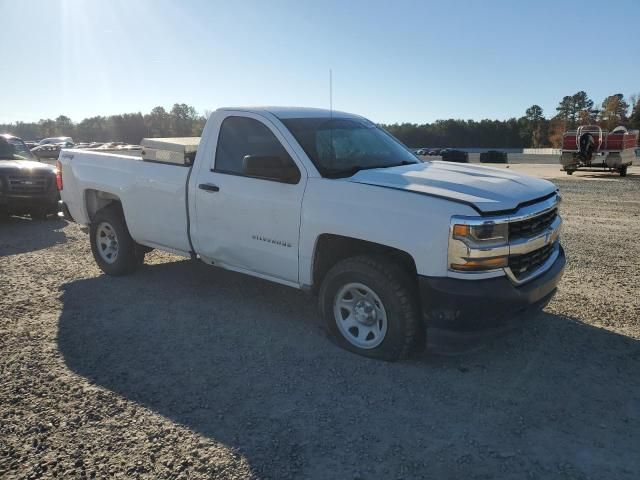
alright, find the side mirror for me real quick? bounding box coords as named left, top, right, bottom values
left=242, top=155, right=300, bottom=184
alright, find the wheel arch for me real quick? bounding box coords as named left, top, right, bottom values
left=310, top=233, right=418, bottom=293
left=84, top=189, right=122, bottom=222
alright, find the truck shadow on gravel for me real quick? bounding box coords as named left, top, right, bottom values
left=57, top=259, right=640, bottom=479
left=0, top=216, right=67, bottom=255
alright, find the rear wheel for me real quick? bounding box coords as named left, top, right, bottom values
left=319, top=255, right=420, bottom=361
left=619, top=166, right=627, bottom=177
left=90, top=204, right=144, bottom=275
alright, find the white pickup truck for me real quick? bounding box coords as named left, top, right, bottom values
left=58, top=107, right=565, bottom=360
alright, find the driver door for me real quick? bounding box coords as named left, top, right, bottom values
left=192, top=113, right=306, bottom=284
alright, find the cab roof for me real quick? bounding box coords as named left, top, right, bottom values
left=0, top=133, right=22, bottom=141
left=216, top=106, right=365, bottom=120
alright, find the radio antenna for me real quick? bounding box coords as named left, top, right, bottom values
left=329, top=68, right=334, bottom=167
left=329, top=69, right=333, bottom=119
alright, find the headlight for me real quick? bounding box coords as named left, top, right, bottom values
left=452, top=222, right=508, bottom=243
left=448, top=220, right=509, bottom=272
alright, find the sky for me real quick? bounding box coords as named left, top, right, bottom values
left=1, top=0, right=639, bottom=125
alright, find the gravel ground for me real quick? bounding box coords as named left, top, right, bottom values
left=1, top=167, right=639, bottom=479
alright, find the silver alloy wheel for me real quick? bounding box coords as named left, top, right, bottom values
left=96, top=221, right=119, bottom=264
left=333, top=282, right=388, bottom=349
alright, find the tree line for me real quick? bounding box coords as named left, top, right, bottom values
left=384, top=91, right=640, bottom=148
left=0, top=104, right=207, bottom=145
left=1, top=93, right=639, bottom=148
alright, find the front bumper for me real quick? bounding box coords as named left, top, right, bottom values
left=419, top=245, right=566, bottom=353
left=0, top=191, right=59, bottom=213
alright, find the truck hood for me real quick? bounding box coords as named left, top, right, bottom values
left=347, top=161, right=557, bottom=214
left=0, top=159, right=56, bottom=175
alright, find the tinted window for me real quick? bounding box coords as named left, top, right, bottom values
left=8, top=139, right=35, bottom=159
left=0, top=139, right=15, bottom=160
left=215, top=116, right=297, bottom=179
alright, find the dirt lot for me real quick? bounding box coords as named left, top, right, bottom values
left=1, top=166, right=639, bottom=479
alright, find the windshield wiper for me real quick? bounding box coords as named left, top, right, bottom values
left=323, top=161, right=418, bottom=178
left=322, top=165, right=383, bottom=178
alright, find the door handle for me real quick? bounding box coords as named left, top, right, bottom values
left=199, top=183, right=220, bottom=192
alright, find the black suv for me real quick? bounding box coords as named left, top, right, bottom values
left=0, top=134, right=59, bottom=219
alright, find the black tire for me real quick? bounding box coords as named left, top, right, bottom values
left=30, top=208, right=49, bottom=220
left=619, top=166, right=627, bottom=177
left=31, top=201, right=59, bottom=220
left=318, top=255, right=421, bottom=361
left=90, top=204, right=144, bottom=276
left=566, top=170, right=574, bottom=175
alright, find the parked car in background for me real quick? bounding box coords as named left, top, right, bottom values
left=39, top=136, right=74, bottom=146
left=31, top=143, right=65, bottom=160
left=440, top=149, right=469, bottom=163
left=416, top=148, right=429, bottom=155
left=428, top=148, right=442, bottom=156
left=480, top=150, right=508, bottom=163
left=0, top=134, right=59, bottom=219
left=95, top=142, right=120, bottom=149
left=118, top=144, right=142, bottom=151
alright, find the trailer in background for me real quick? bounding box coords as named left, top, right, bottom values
left=560, top=125, right=638, bottom=176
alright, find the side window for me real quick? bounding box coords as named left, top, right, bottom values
left=214, top=116, right=300, bottom=183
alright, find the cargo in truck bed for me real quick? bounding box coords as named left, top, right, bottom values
left=141, top=137, right=200, bottom=165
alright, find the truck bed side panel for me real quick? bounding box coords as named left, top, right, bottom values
left=59, top=150, right=191, bottom=253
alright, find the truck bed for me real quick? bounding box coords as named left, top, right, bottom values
left=59, top=149, right=192, bottom=254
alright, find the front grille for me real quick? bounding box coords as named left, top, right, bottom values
left=509, top=208, right=557, bottom=240
left=7, top=175, right=49, bottom=194
left=508, top=243, right=555, bottom=279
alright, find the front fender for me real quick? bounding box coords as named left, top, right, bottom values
left=298, top=178, right=476, bottom=286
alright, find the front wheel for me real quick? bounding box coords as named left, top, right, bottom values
left=31, top=204, right=56, bottom=220
left=90, top=204, right=144, bottom=276
left=319, top=255, right=420, bottom=361
left=30, top=209, right=49, bottom=220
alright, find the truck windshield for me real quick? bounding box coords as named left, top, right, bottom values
left=1, top=138, right=34, bottom=160
left=282, top=117, right=419, bottom=177
left=8, top=139, right=35, bottom=160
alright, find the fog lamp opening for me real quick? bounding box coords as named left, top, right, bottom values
left=450, top=256, right=508, bottom=271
